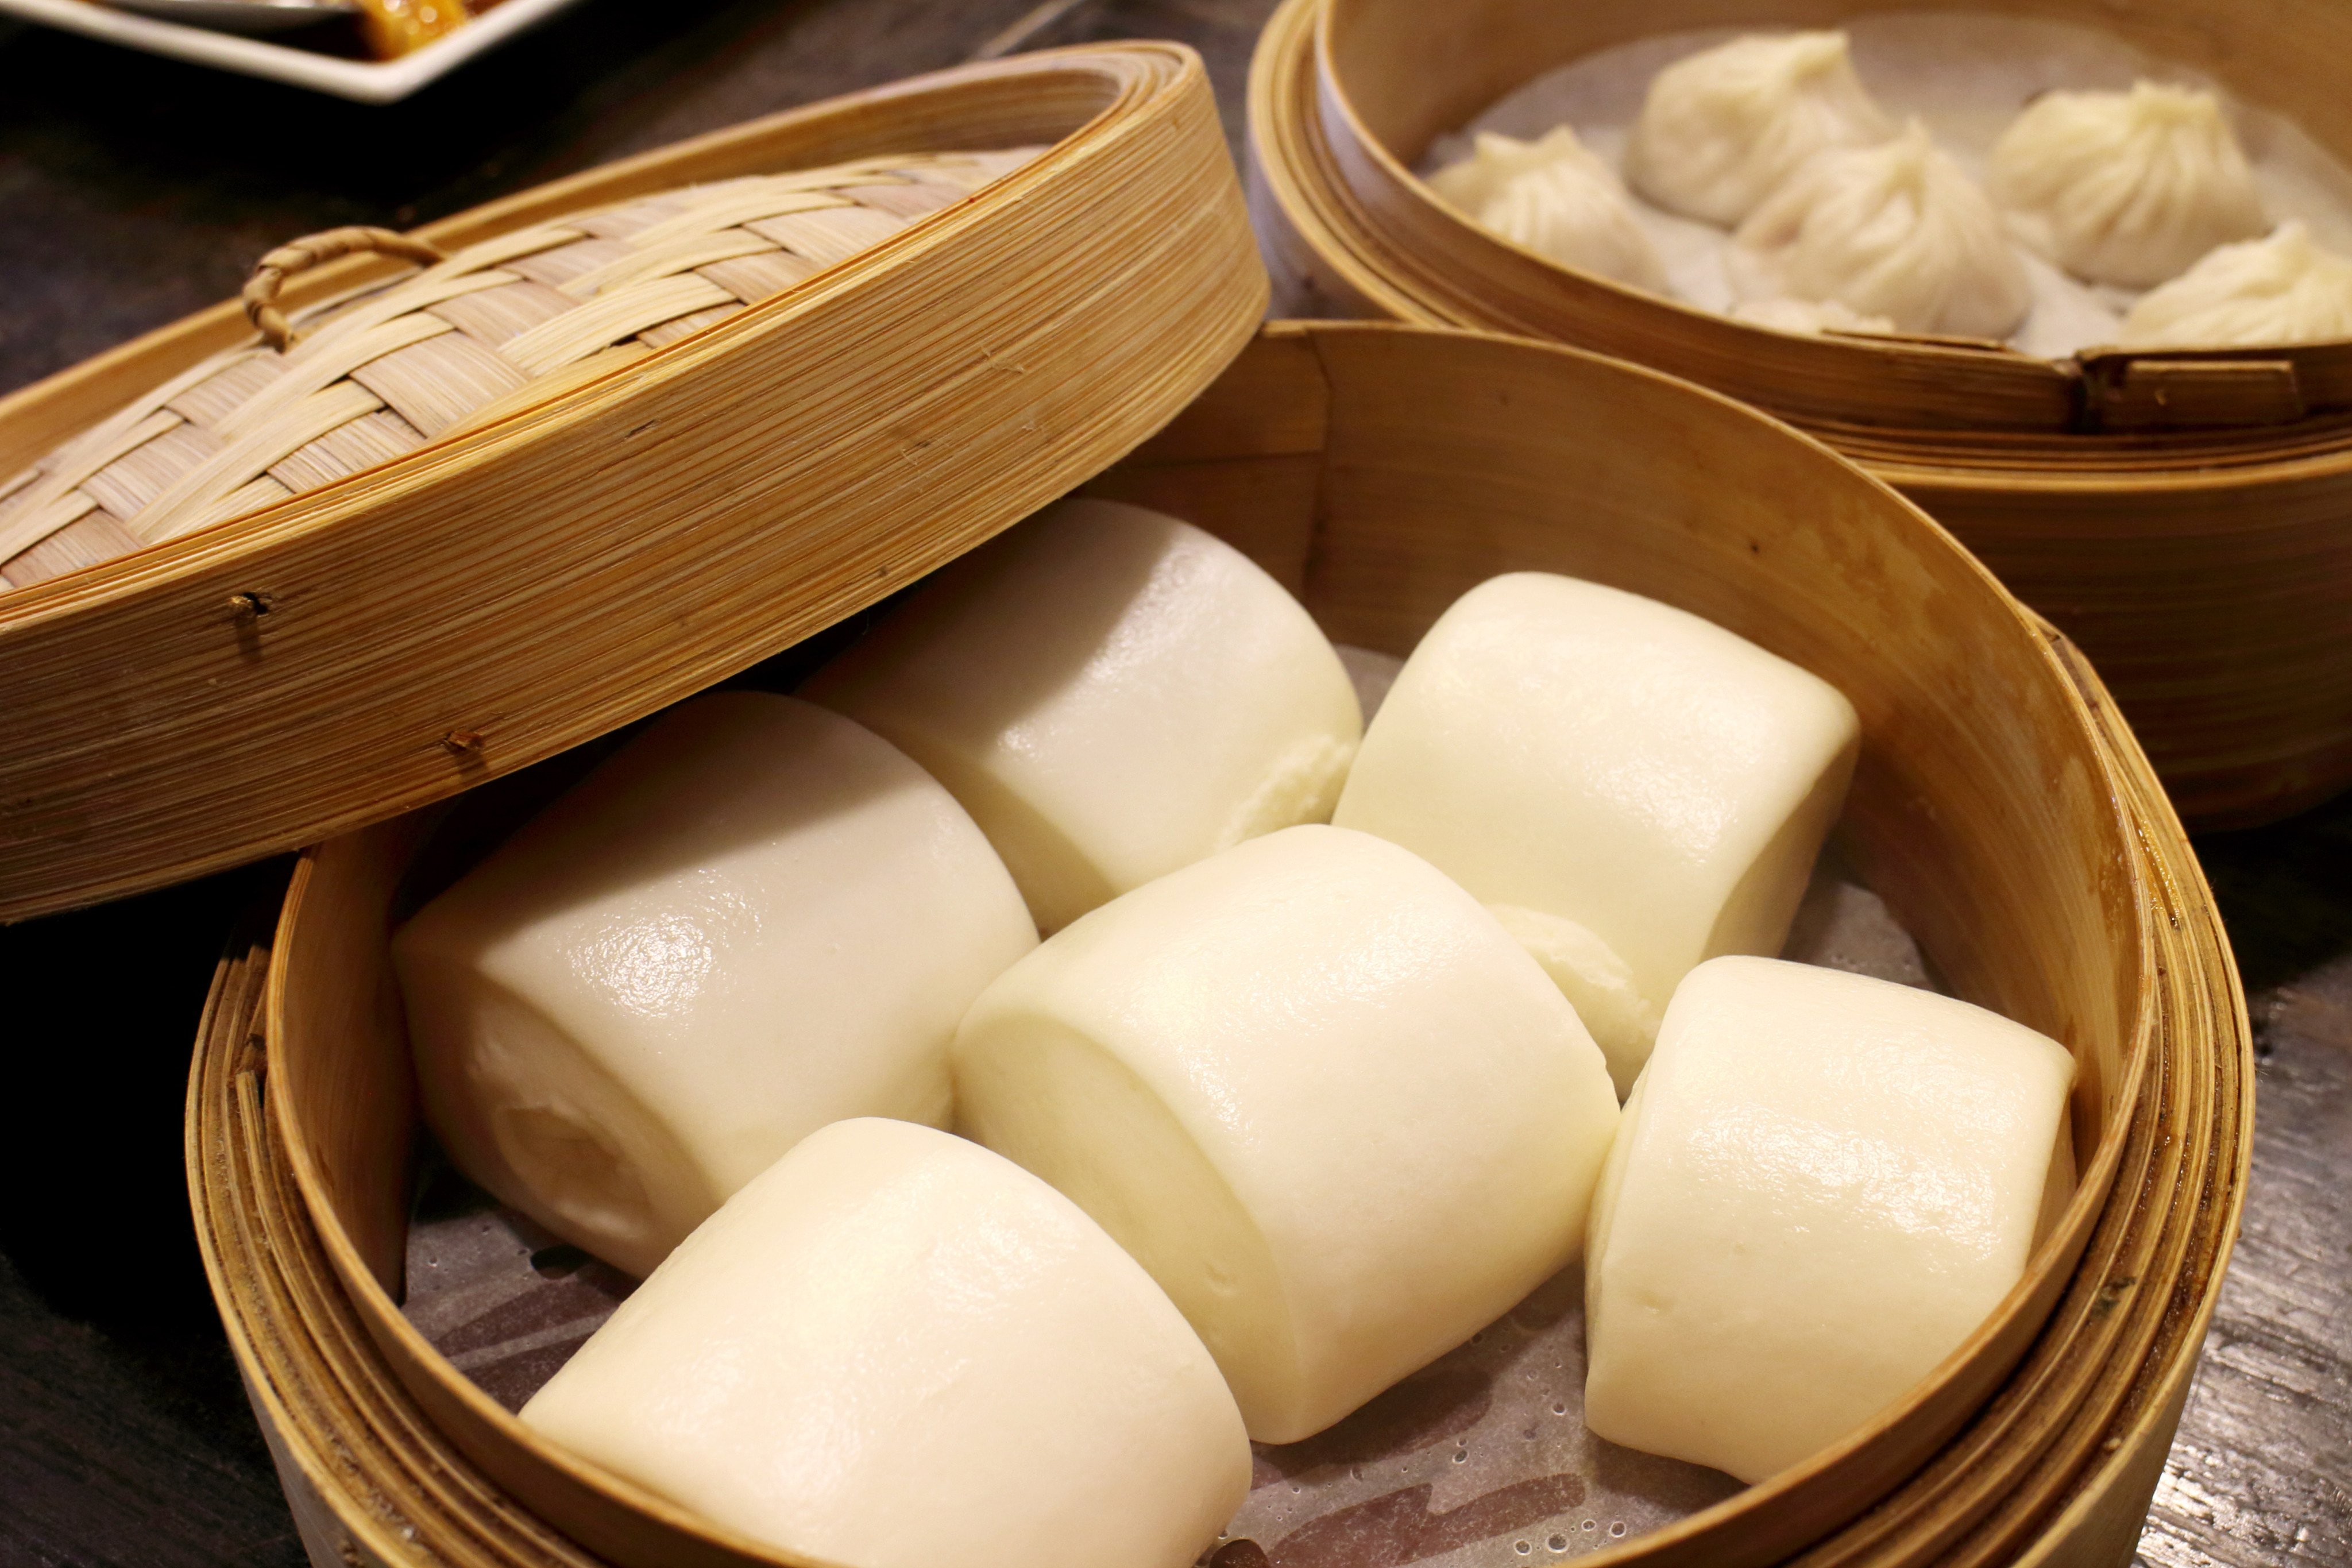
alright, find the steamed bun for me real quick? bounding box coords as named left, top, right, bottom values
left=521, top=1120, right=1250, bottom=1568
left=804, top=498, right=1362, bottom=934
left=395, top=694, right=1038, bottom=1279
left=1331, top=573, right=1858, bottom=1096
left=953, top=825, right=1620, bottom=1443
left=1584, top=958, right=2075, bottom=1484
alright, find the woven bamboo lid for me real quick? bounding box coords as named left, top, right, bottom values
left=0, top=152, right=1038, bottom=588
left=0, top=42, right=1266, bottom=922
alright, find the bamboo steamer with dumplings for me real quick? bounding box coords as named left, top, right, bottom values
left=185, top=319, right=2248, bottom=1568
left=1247, top=0, right=2352, bottom=828
left=0, top=43, right=1261, bottom=923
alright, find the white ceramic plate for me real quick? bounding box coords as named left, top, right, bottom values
left=0, top=0, right=586, bottom=102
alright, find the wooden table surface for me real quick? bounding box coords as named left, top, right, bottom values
left=0, top=2, right=2343, bottom=1563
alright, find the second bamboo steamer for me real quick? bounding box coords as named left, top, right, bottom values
left=1246, top=0, right=2352, bottom=828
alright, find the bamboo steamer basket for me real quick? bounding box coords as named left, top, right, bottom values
left=184, top=323, right=2251, bottom=1568
left=1244, top=0, right=2352, bottom=829
left=0, top=40, right=1263, bottom=925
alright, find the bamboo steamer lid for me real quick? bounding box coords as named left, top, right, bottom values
left=1245, top=0, right=2352, bottom=828
left=0, top=153, right=1045, bottom=585
left=187, top=324, right=2250, bottom=1568
left=0, top=41, right=1264, bottom=923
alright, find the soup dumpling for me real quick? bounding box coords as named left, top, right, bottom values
left=2119, top=221, right=2352, bottom=347
left=1989, top=81, right=2266, bottom=289
left=1731, top=121, right=2032, bottom=339
left=1428, top=126, right=1669, bottom=292
left=1625, top=31, right=1894, bottom=227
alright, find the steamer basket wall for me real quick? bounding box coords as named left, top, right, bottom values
left=1246, top=0, right=2352, bottom=827
left=201, top=326, right=2248, bottom=1568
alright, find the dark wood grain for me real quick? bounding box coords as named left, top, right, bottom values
left=2137, top=800, right=2352, bottom=1567
left=0, top=1, right=2346, bottom=1563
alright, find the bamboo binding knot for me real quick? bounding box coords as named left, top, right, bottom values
left=242, top=226, right=447, bottom=353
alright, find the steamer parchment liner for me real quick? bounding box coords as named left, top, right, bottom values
left=215, top=325, right=2242, bottom=1568
left=1246, top=0, right=2352, bottom=828
left=0, top=41, right=1265, bottom=924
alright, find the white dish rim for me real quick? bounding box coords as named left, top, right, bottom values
left=0, top=0, right=586, bottom=103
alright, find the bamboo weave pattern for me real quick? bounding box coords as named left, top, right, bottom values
left=0, top=148, right=1039, bottom=591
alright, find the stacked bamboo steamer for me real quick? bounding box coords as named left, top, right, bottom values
left=0, top=30, right=2231, bottom=1568
left=185, top=320, right=2248, bottom=1568
left=1246, top=0, right=2352, bottom=829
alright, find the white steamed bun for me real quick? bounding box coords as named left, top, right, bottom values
left=1331, top=573, right=1858, bottom=1096
left=953, top=824, right=1620, bottom=1443
left=395, top=694, right=1037, bottom=1279
left=804, top=498, right=1362, bottom=934
left=1584, top=958, right=2076, bottom=1484
left=521, top=1119, right=1250, bottom=1568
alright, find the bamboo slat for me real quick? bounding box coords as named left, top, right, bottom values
left=0, top=152, right=1036, bottom=586
left=1245, top=0, right=2352, bottom=828
left=0, top=42, right=1266, bottom=923
left=208, top=323, right=2246, bottom=1568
